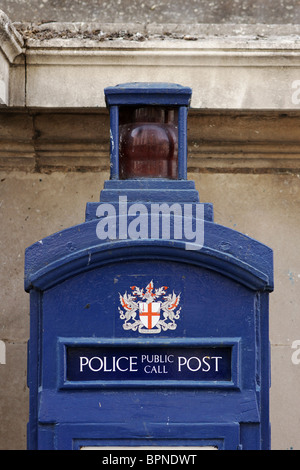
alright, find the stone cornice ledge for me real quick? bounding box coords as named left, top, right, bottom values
left=0, top=11, right=24, bottom=106
left=2, top=14, right=300, bottom=109
left=0, top=10, right=24, bottom=62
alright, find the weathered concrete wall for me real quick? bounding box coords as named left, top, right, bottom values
left=2, top=110, right=300, bottom=173
left=5, top=19, right=300, bottom=110
left=2, top=0, right=300, bottom=24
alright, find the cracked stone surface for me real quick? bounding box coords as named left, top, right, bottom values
left=1, top=0, right=300, bottom=24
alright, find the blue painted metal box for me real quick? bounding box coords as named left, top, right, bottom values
left=25, top=83, right=273, bottom=450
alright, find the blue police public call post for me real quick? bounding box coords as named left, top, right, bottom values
left=25, top=83, right=273, bottom=451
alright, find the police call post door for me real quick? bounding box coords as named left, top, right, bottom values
left=25, top=83, right=273, bottom=450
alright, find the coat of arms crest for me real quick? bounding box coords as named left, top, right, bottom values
left=118, top=280, right=181, bottom=334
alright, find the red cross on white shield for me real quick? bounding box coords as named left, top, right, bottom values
left=139, top=302, right=161, bottom=329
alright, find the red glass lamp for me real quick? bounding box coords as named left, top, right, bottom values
left=104, top=82, right=192, bottom=181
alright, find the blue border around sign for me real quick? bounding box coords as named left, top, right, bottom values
left=57, top=337, right=241, bottom=390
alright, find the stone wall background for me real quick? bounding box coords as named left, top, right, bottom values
left=1, top=0, right=300, bottom=24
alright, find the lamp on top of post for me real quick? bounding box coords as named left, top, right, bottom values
left=104, top=82, right=192, bottom=181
